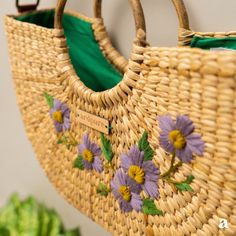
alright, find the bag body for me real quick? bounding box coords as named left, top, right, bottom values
left=5, top=0, right=236, bottom=235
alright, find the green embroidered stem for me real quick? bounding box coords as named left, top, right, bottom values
left=164, top=177, right=182, bottom=184
left=57, top=132, right=78, bottom=150
left=172, top=161, right=182, bottom=172
left=57, top=133, right=68, bottom=144
left=160, top=153, right=182, bottom=178
left=165, top=175, right=194, bottom=192
left=159, top=153, right=193, bottom=192
left=170, top=153, right=175, bottom=167
left=68, top=132, right=78, bottom=146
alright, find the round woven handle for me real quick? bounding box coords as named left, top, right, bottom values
left=93, top=0, right=146, bottom=35
left=55, top=0, right=146, bottom=35
left=94, top=0, right=190, bottom=30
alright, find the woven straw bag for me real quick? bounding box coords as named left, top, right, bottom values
left=5, top=0, right=236, bottom=235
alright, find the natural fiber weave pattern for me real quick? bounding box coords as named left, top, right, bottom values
left=5, top=10, right=236, bottom=236
left=92, top=18, right=128, bottom=74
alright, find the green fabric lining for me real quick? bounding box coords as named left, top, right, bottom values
left=190, top=36, right=236, bottom=50
left=16, top=10, right=123, bottom=92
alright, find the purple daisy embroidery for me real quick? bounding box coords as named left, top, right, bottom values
left=158, top=115, right=205, bottom=163
left=50, top=99, right=70, bottom=133
left=120, top=145, right=160, bottom=198
left=78, top=133, right=103, bottom=173
left=111, top=169, right=142, bottom=212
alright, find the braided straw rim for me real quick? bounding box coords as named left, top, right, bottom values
left=52, top=0, right=148, bottom=108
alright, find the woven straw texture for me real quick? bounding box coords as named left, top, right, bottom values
left=4, top=1, right=236, bottom=235
left=179, top=28, right=236, bottom=47
left=177, top=1, right=236, bottom=47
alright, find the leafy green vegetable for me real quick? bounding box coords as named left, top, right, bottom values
left=0, top=227, right=10, bottom=236
left=47, top=209, right=63, bottom=236
left=96, top=183, right=110, bottom=197
left=38, top=205, right=51, bottom=236
left=175, top=175, right=194, bottom=192
left=0, top=226, right=11, bottom=236
left=138, top=131, right=154, bottom=161
left=100, top=133, right=113, bottom=162
left=17, top=197, right=39, bottom=235
left=44, top=93, right=54, bottom=109
left=142, top=199, right=164, bottom=216
left=0, top=194, right=80, bottom=236
left=74, top=156, right=84, bottom=170
left=62, top=228, right=81, bottom=236
left=0, top=194, right=20, bottom=235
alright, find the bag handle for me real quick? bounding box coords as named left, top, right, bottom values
left=54, top=0, right=146, bottom=41
left=93, top=0, right=190, bottom=30
left=172, top=0, right=189, bottom=29
left=16, top=0, right=40, bottom=13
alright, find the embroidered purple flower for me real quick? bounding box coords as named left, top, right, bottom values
left=111, top=169, right=142, bottom=212
left=50, top=99, right=70, bottom=133
left=120, top=145, right=160, bottom=198
left=158, top=115, right=205, bottom=163
left=78, top=133, right=103, bottom=172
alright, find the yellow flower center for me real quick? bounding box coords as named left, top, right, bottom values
left=128, top=165, right=145, bottom=184
left=82, top=149, right=94, bottom=163
left=168, top=130, right=186, bottom=149
left=119, top=186, right=131, bottom=202
left=52, top=111, right=63, bottom=123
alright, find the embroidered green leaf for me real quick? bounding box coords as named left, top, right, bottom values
left=100, top=133, right=113, bottom=163
left=73, top=156, right=84, bottom=170
left=142, top=199, right=164, bottom=216
left=175, top=175, right=194, bottom=192
left=185, top=175, right=194, bottom=184
left=62, top=134, right=67, bottom=142
left=57, top=139, right=63, bottom=144
left=175, top=182, right=193, bottom=192
left=96, top=183, right=110, bottom=197
left=43, top=93, right=54, bottom=109
left=138, top=131, right=154, bottom=161
left=57, top=134, right=67, bottom=145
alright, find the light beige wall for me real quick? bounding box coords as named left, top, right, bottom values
left=1, top=1, right=236, bottom=235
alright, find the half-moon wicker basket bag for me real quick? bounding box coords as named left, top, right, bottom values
left=5, top=0, right=236, bottom=235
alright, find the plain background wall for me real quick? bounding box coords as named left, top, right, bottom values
left=1, top=0, right=236, bottom=235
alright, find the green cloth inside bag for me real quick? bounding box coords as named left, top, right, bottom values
left=190, top=36, right=236, bottom=50
left=16, top=10, right=123, bottom=92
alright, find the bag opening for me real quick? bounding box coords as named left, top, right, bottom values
left=15, top=10, right=123, bottom=92
left=190, top=36, right=236, bottom=51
